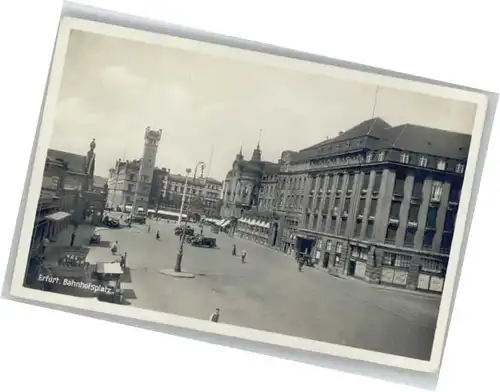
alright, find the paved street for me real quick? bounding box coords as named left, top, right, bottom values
left=98, top=215, right=440, bottom=360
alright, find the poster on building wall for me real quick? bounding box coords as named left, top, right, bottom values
left=4, top=16, right=491, bottom=375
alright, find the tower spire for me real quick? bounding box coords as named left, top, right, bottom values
left=251, top=130, right=262, bottom=162
left=236, top=144, right=244, bottom=161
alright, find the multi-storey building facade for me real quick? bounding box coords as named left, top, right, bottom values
left=291, top=117, right=469, bottom=293
left=231, top=149, right=301, bottom=252
left=31, top=139, right=106, bottom=254
left=107, top=159, right=143, bottom=210
left=106, top=127, right=162, bottom=212
left=246, top=151, right=305, bottom=254
left=231, top=118, right=469, bottom=293
left=149, top=167, right=169, bottom=210
left=163, top=173, right=223, bottom=218
left=221, top=144, right=279, bottom=219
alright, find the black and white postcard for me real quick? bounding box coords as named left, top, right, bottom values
left=7, top=17, right=488, bottom=373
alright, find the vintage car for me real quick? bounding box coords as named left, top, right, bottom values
left=191, top=236, right=217, bottom=248
left=102, top=215, right=120, bottom=228
left=89, top=229, right=101, bottom=244
left=125, top=214, right=146, bottom=225
left=210, top=226, right=220, bottom=234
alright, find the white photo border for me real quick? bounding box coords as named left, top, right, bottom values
left=9, top=16, right=489, bottom=373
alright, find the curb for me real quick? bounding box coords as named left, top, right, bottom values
left=312, top=266, right=441, bottom=299
left=370, top=285, right=441, bottom=299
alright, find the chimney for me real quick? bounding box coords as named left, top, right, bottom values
left=339, top=131, right=344, bottom=136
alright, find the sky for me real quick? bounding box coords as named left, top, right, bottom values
left=49, top=30, right=477, bottom=180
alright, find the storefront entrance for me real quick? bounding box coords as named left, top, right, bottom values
left=322, top=252, right=330, bottom=268
left=347, top=259, right=356, bottom=276
left=296, top=236, right=314, bottom=256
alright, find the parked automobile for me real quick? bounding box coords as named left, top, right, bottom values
left=102, top=215, right=120, bottom=228
left=211, top=226, right=220, bottom=234
left=89, top=229, right=101, bottom=244
left=191, top=236, right=217, bottom=248
left=125, top=214, right=146, bottom=225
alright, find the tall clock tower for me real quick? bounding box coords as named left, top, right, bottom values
left=131, top=127, right=162, bottom=213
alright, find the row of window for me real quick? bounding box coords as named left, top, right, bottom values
left=366, top=150, right=465, bottom=173
left=305, top=194, right=457, bottom=253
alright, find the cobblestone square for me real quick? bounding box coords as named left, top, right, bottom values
left=99, top=217, right=440, bottom=360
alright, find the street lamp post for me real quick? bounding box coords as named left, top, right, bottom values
left=177, top=169, right=191, bottom=226
left=174, top=161, right=206, bottom=273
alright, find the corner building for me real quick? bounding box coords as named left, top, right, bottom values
left=221, top=143, right=279, bottom=221
left=293, top=118, right=469, bottom=293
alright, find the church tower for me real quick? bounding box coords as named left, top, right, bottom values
left=131, top=127, right=162, bottom=213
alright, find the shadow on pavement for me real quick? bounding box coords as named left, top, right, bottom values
left=121, top=267, right=132, bottom=283
left=89, top=240, right=112, bottom=248
left=122, top=288, right=137, bottom=300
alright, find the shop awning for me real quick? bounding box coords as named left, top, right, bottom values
left=46, top=211, right=71, bottom=221
left=96, top=262, right=124, bottom=275
left=220, top=220, right=231, bottom=228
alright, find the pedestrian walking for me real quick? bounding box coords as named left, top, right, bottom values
left=209, top=308, right=220, bottom=323
left=241, top=249, right=247, bottom=263
left=232, top=244, right=236, bottom=256
left=148, top=223, right=151, bottom=233
left=120, top=252, right=127, bottom=270
left=111, top=240, right=118, bottom=255
left=70, top=230, right=76, bottom=247
left=156, top=230, right=161, bottom=240
left=41, top=237, right=50, bottom=254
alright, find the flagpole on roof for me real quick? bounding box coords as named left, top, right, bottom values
left=371, top=85, right=379, bottom=119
